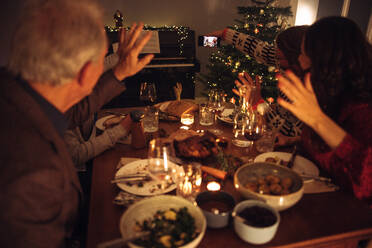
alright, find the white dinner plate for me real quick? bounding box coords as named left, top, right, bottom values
left=254, top=152, right=319, bottom=177
left=217, top=108, right=234, bottom=124
left=115, top=159, right=182, bottom=196
left=95, top=115, right=124, bottom=131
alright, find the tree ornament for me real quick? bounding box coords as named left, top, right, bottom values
left=244, top=23, right=249, bottom=29
left=260, top=9, right=265, bottom=15
left=113, top=10, right=124, bottom=29
left=254, top=28, right=259, bottom=34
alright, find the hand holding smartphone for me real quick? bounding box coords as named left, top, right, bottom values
left=198, top=35, right=221, bottom=47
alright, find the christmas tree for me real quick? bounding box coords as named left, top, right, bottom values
left=199, top=0, right=292, bottom=102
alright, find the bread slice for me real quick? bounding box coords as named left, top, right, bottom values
left=164, top=100, right=198, bottom=117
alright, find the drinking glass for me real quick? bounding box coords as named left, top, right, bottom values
left=256, top=125, right=276, bottom=153
left=243, top=110, right=265, bottom=147
left=199, top=103, right=214, bottom=126
left=147, top=139, right=176, bottom=190
left=208, top=89, right=226, bottom=135
left=139, top=82, right=157, bottom=106
left=176, top=163, right=202, bottom=201
left=143, top=107, right=159, bottom=133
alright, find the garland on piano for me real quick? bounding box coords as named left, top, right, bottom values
left=105, top=24, right=190, bottom=56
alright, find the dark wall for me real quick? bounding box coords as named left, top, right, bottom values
left=316, top=0, right=343, bottom=20
left=348, top=0, right=372, bottom=34
left=316, top=0, right=371, bottom=35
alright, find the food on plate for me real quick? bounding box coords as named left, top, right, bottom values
left=133, top=207, right=198, bottom=248
left=103, top=116, right=122, bottom=129
left=265, top=156, right=289, bottom=167
left=173, top=131, right=218, bottom=159
left=244, top=174, right=293, bottom=195
left=163, top=100, right=198, bottom=118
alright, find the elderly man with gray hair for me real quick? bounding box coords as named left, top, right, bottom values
left=0, top=0, right=153, bottom=247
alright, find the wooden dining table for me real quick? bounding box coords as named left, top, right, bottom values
left=86, top=107, right=372, bottom=248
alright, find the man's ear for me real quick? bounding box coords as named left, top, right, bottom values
left=76, top=61, right=93, bottom=87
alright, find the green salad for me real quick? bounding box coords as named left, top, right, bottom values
left=133, top=207, right=198, bottom=248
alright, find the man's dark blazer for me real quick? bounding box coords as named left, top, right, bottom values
left=0, top=68, right=126, bottom=248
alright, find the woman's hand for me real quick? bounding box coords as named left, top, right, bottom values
left=113, top=22, right=154, bottom=81
left=232, top=72, right=262, bottom=105
left=277, top=71, right=323, bottom=128
left=277, top=70, right=346, bottom=149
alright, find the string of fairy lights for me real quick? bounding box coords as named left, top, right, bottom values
left=105, top=24, right=190, bottom=56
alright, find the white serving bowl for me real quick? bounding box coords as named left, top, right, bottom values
left=195, top=191, right=235, bottom=228
left=120, top=195, right=206, bottom=248
left=234, top=162, right=304, bottom=211
left=232, top=200, right=280, bottom=244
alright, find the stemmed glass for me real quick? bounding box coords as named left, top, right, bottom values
left=208, top=89, right=226, bottom=135
left=139, top=82, right=157, bottom=106
left=243, top=109, right=265, bottom=148
left=147, top=139, right=176, bottom=191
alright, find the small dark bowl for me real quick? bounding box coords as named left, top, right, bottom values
left=195, top=191, right=236, bottom=228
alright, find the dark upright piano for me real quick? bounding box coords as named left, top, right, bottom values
left=103, top=29, right=199, bottom=108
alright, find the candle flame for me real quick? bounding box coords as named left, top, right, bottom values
left=207, top=181, right=221, bottom=191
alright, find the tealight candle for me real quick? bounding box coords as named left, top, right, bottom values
left=207, top=181, right=221, bottom=191
left=181, top=113, right=194, bottom=126
left=176, top=164, right=202, bottom=201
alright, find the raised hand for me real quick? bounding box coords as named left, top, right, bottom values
left=113, top=22, right=154, bottom=81
left=232, top=72, right=261, bottom=105
left=277, top=70, right=347, bottom=149
left=276, top=71, right=322, bottom=128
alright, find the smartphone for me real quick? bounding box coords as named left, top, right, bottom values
left=198, top=35, right=221, bottom=47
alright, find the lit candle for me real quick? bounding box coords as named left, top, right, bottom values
left=181, top=113, right=194, bottom=126
left=207, top=181, right=221, bottom=191
left=182, top=177, right=193, bottom=195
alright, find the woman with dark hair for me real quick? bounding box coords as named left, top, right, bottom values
left=208, top=26, right=308, bottom=138
left=277, top=16, right=372, bottom=207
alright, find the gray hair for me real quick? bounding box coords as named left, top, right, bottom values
left=8, top=0, right=106, bottom=86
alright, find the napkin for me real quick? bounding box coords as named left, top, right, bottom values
left=303, top=180, right=339, bottom=194
left=114, top=157, right=149, bottom=206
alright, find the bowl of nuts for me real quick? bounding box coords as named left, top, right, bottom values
left=234, top=162, right=304, bottom=211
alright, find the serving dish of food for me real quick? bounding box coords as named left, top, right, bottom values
left=155, top=100, right=198, bottom=119
left=234, top=162, right=304, bottom=211
left=120, top=195, right=206, bottom=248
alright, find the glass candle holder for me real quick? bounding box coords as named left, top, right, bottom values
left=176, top=163, right=202, bottom=201
left=181, top=113, right=195, bottom=126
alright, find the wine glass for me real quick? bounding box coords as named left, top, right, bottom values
left=208, top=89, right=226, bottom=135
left=139, top=82, right=157, bottom=106
left=243, top=110, right=265, bottom=147
left=147, top=139, right=176, bottom=191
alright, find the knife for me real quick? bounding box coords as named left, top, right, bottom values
left=111, top=175, right=152, bottom=184
left=287, top=145, right=297, bottom=169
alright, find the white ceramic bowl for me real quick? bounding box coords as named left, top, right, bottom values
left=234, top=162, right=304, bottom=211
left=195, top=191, right=235, bottom=228
left=233, top=200, right=280, bottom=244
left=120, top=195, right=206, bottom=248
